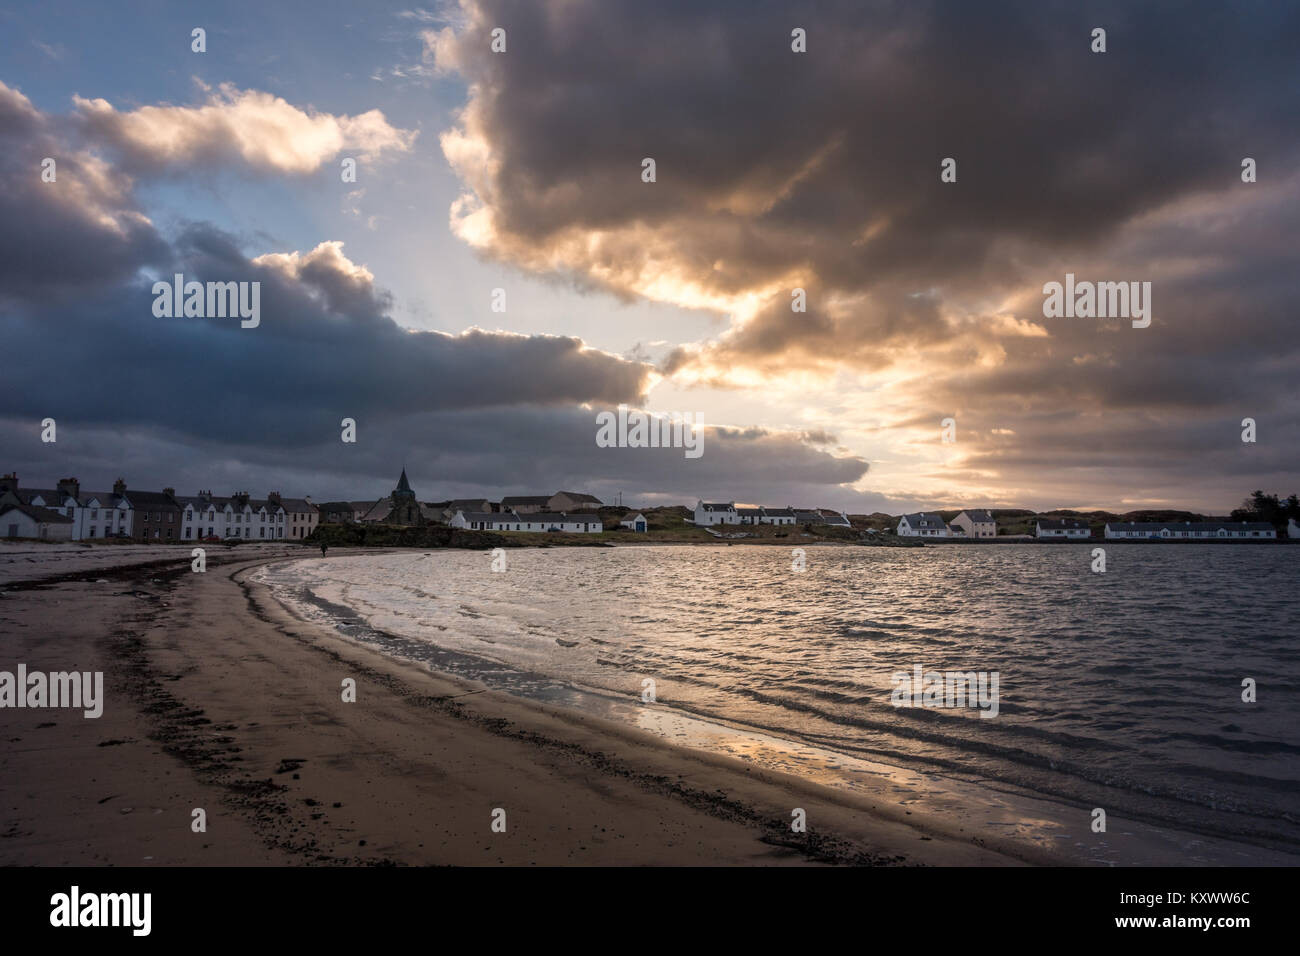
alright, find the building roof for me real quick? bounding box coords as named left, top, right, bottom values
left=0, top=503, right=73, bottom=523
left=79, top=492, right=124, bottom=508
left=820, top=513, right=852, bottom=526
left=278, top=498, right=317, bottom=513
left=445, top=498, right=491, bottom=510
left=553, top=491, right=602, bottom=504
left=1037, top=518, right=1088, bottom=529
left=120, top=490, right=181, bottom=508
left=9, top=488, right=69, bottom=507
left=900, top=512, right=947, bottom=529
left=736, top=507, right=764, bottom=516
left=959, top=509, right=996, bottom=523
left=360, top=500, right=391, bottom=520
left=501, top=495, right=552, bottom=507
left=764, top=507, right=796, bottom=517
left=699, top=501, right=735, bottom=511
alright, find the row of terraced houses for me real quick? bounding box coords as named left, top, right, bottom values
left=896, top=509, right=1282, bottom=540
left=0, top=474, right=319, bottom=542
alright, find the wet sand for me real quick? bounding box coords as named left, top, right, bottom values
left=1, top=546, right=1027, bottom=866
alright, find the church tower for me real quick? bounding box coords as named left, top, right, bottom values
left=387, top=467, right=424, bottom=526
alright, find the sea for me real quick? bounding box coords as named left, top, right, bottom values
left=253, top=543, right=1300, bottom=864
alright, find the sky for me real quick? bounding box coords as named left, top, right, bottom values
left=1, top=0, right=1297, bottom=513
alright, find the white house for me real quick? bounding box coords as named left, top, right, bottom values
left=1105, top=520, right=1276, bottom=540
left=175, top=492, right=284, bottom=541
left=76, top=491, right=130, bottom=539
left=1, top=504, right=74, bottom=540
left=620, top=513, right=648, bottom=532
left=950, top=509, right=997, bottom=538
left=736, top=506, right=764, bottom=525
left=897, top=513, right=950, bottom=537
left=1035, top=518, right=1091, bottom=539
left=450, top=510, right=603, bottom=533
left=12, top=489, right=84, bottom=534
left=273, top=494, right=319, bottom=540
left=761, top=507, right=797, bottom=526
left=0, top=474, right=105, bottom=540
left=694, top=501, right=740, bottom=525
left=178, top=493, right=228, bottom=540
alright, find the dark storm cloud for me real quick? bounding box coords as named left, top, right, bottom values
left=0, top=82, right=169, bottom=299
left=435, top=0, right=1300, bottom=515
left=0, top=79, right=643, bottom=453
left=0, top=222, right=650, bottom=443
left=0, top=408, right=870, bottom=508
left=437, top=0, right=1300, bottom=311
left=0, top=75, right=866, bottom=503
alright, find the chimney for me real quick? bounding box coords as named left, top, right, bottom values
left=0, top=473, right=17, bottom=494
left=58, top=477, right=80, bottom=499
left=112, top=478, right=126, bottom=496
left=164, top=487, right=176, bottom=498
left=268, top=491, right=282, bottom=504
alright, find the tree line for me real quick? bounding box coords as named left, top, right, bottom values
left=1230, top=491, right=1300, bottom=527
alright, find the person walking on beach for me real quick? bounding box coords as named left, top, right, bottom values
left=320, top=541, right=327, bottom=557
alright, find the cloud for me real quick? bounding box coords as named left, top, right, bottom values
left=2, top=222, right=651, bottom=440
left=0, top=81, right=167, bottom=300
left=431, top=0, right=1300, bottom=358
left=0, top=407, right=869, bottom=509
left=72, top=82, right=416, bottom=174
left=424, top=0, right=1300, bottom=508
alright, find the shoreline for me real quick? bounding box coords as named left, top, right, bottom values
left=4, top=546, right=1294, bottom=866
left=0, top=548, right=1017, bottom=865
left=256, top=550, right=1300, bottom=867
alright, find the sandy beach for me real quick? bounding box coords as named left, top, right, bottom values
left=0, top=544, right=1041, bottom=866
